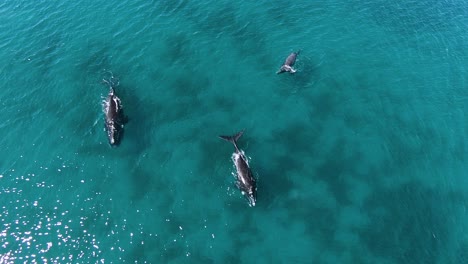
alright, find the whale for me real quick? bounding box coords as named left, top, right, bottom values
left=277, top=51, right=300, bottom=74
left=102, top=78, right=125, bottom=146
left=219, top=130, right=257, bottom=206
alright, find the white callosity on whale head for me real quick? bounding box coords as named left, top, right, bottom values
left=102, top=99, right=109, bottom=114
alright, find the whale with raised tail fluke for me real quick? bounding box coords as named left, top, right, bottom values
left=277, top=50, right=300, bottom=74
left=219, top=130, right=257, bottom=207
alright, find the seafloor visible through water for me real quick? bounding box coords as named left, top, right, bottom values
left=1, top=0, right=468, bottom=263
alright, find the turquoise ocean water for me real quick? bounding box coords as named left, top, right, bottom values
left=1, top=0, right=468, bottom=263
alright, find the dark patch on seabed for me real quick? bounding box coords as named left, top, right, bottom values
left=272, top=121, right=318, bottom=157
left=169, top=69, right=210, bottom=99
left=256, top=158, right=295, bottom=205
left=210, top=95, right=237, bottom=113
left=165, top=32, right=193, bottom=63
left=306, top=85, right=342, bottom=120
left=294, top=197, right=339, bottom=256
left=314, top=137, right=362, bottom=205
left=359, top=182, right=466, bottom=263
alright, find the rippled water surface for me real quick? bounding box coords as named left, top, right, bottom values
left=1, top=0, right=468, bottom=263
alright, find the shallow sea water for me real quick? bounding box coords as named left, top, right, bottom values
left=1, top=0, right=468, bottom=263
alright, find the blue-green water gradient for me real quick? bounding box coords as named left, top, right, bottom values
left=1, top=0, right=468, bottom=263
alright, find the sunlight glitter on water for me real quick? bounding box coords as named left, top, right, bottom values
left=0, top=167, right=106, bottom=262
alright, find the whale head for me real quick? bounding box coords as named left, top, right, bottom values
left=247, top=188, right=257, bottom=207
left=106, top=121, right=122, bottom=146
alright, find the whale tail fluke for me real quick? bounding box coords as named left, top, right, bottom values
left=295, top=49, right=302, bottom=55
left=276, top=66, right=285, bottom=74
left=219, top=130, right=244, bottom=152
